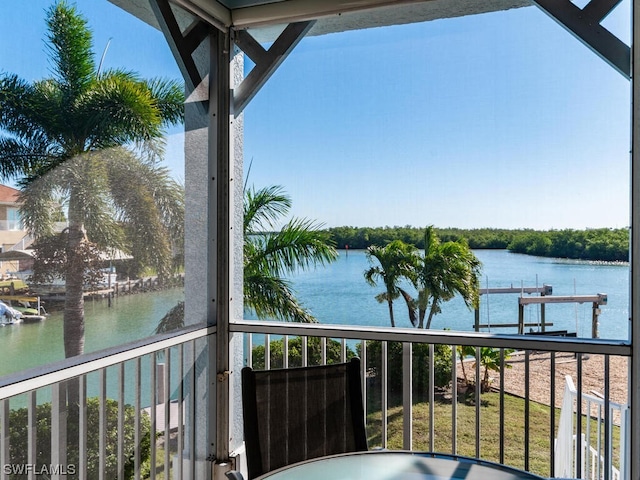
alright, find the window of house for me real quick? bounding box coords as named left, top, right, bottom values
left=6, top=207, right=21, bottom=230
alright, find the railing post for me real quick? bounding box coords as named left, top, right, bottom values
left=1, top=399, right=8, bottom=480
left=555, top=376, right=576, bottom=478
left=50, top=382, right=67, bottom=480
left=27, top=391, right=36, bottom=480
left=451, top=345, right=457, bottom=454
left=402, top=342, right=412, bottom=450
left=381, top=341, right=388, bottom=448
left=99, top=370, right=106, bottom=480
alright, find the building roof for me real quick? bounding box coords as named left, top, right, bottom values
left=0, top=185, right=20, bottom=205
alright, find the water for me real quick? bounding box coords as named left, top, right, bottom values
left=286, top=249, right=630, bottom=340
left=0, top=249, right=630, bottom=381
left=0, top=288, right=185, bottom=378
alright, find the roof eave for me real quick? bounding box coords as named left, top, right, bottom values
left=109, top=0, right=532, bottom=38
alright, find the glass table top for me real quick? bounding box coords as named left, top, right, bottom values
left=256, top=451, right=547, bottom=480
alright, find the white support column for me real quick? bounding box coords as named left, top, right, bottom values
left=182, top=24, right=216, bottom=480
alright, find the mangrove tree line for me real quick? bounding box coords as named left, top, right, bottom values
left=326, top=226, right=628, bottom=262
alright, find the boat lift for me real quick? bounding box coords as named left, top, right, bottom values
left=474, top=284, right=607, bottom=338
left=518, top=293, right=607, bottom=338
left=474, top=284, right=553, bottom=332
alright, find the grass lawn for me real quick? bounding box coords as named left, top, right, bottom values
left=366, top=392, right=621, bottom=478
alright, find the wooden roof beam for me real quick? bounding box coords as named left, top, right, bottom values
left=150, top=0, right=212, bottom=109
left=233, top=20, right=315, bottom=115
left=532, top=0, right=630, bottom=79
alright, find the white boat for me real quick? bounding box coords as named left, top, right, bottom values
left=0, top=295, right=47, bottom=323
left=0, top=300, right=23, bottom=326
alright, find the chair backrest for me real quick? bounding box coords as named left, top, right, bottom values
left=224, top=471, right=245, bottom=480
left=241, top=357, right=368, bottom=479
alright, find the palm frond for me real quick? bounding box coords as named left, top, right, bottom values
left=103, top=147, right=180, bottom=278
left=248, top=218, right=337, bottom=278
left=155, top=301, right=185, bottom=333
left=0, top=138, right=51, bottom=182
left=46, top=1, right=95, bottom=97
left=0, top=74, right=40, bottom=138
left=417, top=226, right=482, bottom=327
left=18, top=174, right=60, bottom=238
left=81, top=74, right=164, bottom=147
left=244, top=185, right=291, bottom=233
left=144, top=77, right=185, bottom=126
left=364, top=265, right=382, bottom=287
left=244, top=273, right=317, bottom=323
left=0, top=76, right=64, bottom=173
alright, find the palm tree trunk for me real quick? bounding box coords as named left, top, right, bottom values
left=64, top=220, right=86, bottom=358
left=425, top=305, right=437, bottom=329
left=64, top=196, right=86, bottom=461
left=63, top=195, right=86, bottom=405
left=417, top=290, right=428, bottom=329
left=418, top=308, right=426, bottom=329
left=387, top=299, right=395, bottom=327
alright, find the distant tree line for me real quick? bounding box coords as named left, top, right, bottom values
left=325, top=226, right=629, bottom=262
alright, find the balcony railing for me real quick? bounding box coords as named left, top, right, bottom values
left=233, top=321, right=631, bottom=480
left=0, top=220, right=22, bottom=232
left=0, top=320, right=631, bottom=480
left=0, top=325, right=213, bottom=480
left=556, top=375, right=629, bottom=480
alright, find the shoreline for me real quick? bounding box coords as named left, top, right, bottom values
left=458, top=351, right=629, bottom=423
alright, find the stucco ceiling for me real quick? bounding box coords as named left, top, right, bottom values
left=109, top=0, right=533, bottom=38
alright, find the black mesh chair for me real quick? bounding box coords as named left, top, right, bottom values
left=224, top=471, right=245, bottom=480
left=241, top=357, right=368, bottom=479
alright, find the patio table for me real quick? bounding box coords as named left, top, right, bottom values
left=254, top=451, right=548, bottom=480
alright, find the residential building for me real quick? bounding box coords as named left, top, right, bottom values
left=0, top=184, right=25, bottom=253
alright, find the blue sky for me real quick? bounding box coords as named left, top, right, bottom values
left=1, top=1, right=631, bottom=230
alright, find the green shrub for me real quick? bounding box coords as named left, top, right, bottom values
left=250, top=336, right=356, bottom=369
left=358, top=341, right=452, bottom=402
left=4, top=398, right=152, bottom=479
left=249, top=338, right=452, bottom=408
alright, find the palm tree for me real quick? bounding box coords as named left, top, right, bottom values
left=364, top=240, right=417, bottom=328
left=244, top=185, right=338, bottom=323
left=416, top=226, right=481, bottom=329
left=0, top=1, right=184, bottom=358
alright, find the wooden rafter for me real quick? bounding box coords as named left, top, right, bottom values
left=532, top=0, right=629, bottom=79
left=232, top=21, right=315, bottom=115
left=150, top=0, right=211, bottom=95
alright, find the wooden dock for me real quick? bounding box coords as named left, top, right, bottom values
left=30, top=274, right=184, bottom=302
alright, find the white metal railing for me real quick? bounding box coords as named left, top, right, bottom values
left=3, top=223, right=66, bottom=251
left=555, top=375, right=629, bottom=480
left=0, top=220, right=22, bottom=232
left=0, top=320, right=631, bottom=480
left=0, top=325, right=213, bottom=480
left=233, top=320, right=631, bottom=479
left=5, top=234, right=31, bottom=251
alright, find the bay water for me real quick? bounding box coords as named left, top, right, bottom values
left=287, top=249, right=629, bottom=340
left=0, top=249, right=629, bottom=382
